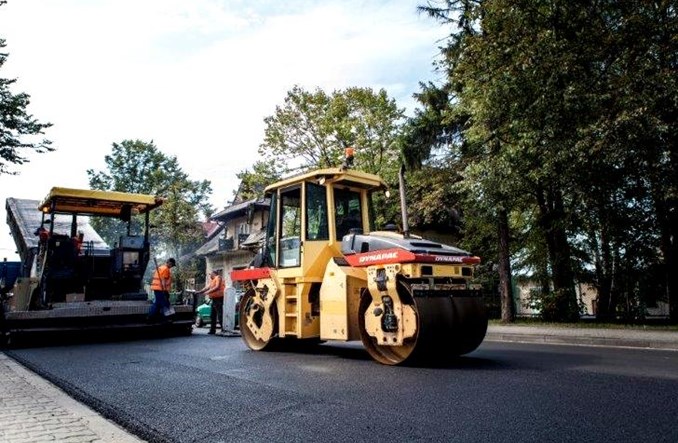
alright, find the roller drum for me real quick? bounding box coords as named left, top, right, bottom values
left=413, top=295, right=488, bottom=358
left=359, top=281, right=487, bottom=365
left=239, top=289, right=279, bottom=351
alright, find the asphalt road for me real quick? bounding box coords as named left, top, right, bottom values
left=6, top=329, right=678, bottom=443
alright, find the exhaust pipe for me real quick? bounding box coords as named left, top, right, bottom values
left=398, top=164, right=410, bottom=238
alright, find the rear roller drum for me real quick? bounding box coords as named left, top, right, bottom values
left=358, top=291, right=417, bottom=365
left=358, top=281, right=488, bottom=365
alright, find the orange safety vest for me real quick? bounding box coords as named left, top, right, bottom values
left=206, top=274, right=225, bottom=298
left=151, top=264, right=172, bottom=291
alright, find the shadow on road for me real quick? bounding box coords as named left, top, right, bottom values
left=3, top=324, right=193, bottom=349
left=258, top=339, right=505, bottom=370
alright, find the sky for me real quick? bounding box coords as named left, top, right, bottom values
left=0, top=0, right=448, bottom=260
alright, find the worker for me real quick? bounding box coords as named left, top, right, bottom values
left=338, top=208, right=361, bottom=237
left=148, top=258, right=176, bottom=321
left=34, top=226, right=49, bottom=242
left=72, top=231, right=84, bottom=255
left=195, top=270, right=225, bottom=334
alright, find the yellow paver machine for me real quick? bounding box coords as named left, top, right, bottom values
left=1, top=187, right=194, bottom=344
left=232, top=154, right=487, bottom=365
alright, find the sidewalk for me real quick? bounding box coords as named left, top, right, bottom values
left=485, top=324, right=678, bottom=351
left=0, top=353, right=143, bottom=443
left=1, top=326, right=676, bottom=443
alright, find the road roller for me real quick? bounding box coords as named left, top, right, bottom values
left=231, top=152, right=487, bottom=365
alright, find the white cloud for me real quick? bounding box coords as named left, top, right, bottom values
left=0, top=0, right=448, bottom=259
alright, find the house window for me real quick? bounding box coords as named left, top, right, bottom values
left=238, top=223, right=250, bottom=235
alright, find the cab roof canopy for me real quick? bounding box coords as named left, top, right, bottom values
left=264, top=168, right=387, bottom=193
left=38, top=187, right=164, bottom=217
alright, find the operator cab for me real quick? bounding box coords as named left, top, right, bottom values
left=261, top=167, right=386, bottom=271
left=35, top=187, right=162, bottom=306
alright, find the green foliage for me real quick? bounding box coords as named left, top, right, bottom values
left=0, top=19, right=53, bottom=174
left=170, top=254, right=206, bottom=295
left=260, top=85, right=404, bottom=182
left=414, top=0, right=678, bottom=322
left=87, top=139, right=213, bottom=259
left=234, top=160, right=282, bottom=201
left=525, top=288, right=584, bottom=323
left=405, top=165, right=463, bottom=233
left=260, top=85, right=406, bottom=231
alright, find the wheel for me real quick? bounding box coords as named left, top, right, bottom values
left=239, top=288, right=278, bottom=351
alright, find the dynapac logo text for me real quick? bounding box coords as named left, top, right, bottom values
left=434, top=256, right=464, bottom=263
left=359, top=252, right=398, bottom=263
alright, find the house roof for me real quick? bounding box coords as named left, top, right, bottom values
left=194, top=225, right=225, bottom=257
left=191, top=197, right=270, bottom=258
left=201, top=221, right=221, bottom=239
left=211, top=198, right=270, bottom=223
left=240, top=230, right=266, bottom=249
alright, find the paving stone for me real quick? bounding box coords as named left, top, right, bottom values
left=0, top=353, right=144, bottom=443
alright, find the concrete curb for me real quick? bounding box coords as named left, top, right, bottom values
left=486, top=325, right=678, bottom=351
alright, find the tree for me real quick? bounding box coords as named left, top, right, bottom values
left=260, top=85, right=404, bottom=182
left=0, top=4, right=53, bottom=174
left=405, top=1, right=517, bottom=322
left=596, top=1, right=678, bottom=322
left=260, top=85, right=406, bottom=229
left=87, top=140, right=213, bottom=261
left=415, top=0, right=678, bottom=323
left=234, top=160, right=282, bottom=202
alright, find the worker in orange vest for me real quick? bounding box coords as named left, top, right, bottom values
left=148, top=258, right=176, bottom=321
left=196, top=269, right=225, bottom=334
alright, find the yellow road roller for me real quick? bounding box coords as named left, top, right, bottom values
left=231, top=158, right=487, bottom=365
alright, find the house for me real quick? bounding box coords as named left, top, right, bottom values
left=512, top=278, right=670, bottom=319
left=513, top=279, right=598, bottom=317
left=177, top=220, right=221, bottom=294
left=194, top=197, right=270, bottom=293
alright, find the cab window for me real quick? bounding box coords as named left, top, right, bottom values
left=279, top=187, right=301, bottom=268
left=334, top=188, right=362, bottom=239
left=306, top=182, right=329, bottom=241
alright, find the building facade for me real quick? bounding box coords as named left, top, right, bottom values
left=194, top=198, right=269, bottom=292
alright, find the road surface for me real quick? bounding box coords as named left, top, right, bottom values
left=6, top=329, right=678, bottom=443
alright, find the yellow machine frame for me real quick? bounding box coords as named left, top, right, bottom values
left=38, top=187, right=164, bottom=217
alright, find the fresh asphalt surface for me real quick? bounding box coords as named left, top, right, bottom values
left=6, top=328, right=678, bottom=443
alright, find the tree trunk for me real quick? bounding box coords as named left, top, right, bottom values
left=536, top=187, right=578, bottom=322
left=667, top=229, right=678, bottom=324
left=593, top=224, right=614, bottom=321
left=497, top=209, right=515, bottom=323
left=657, top=197, right=678, bottom=323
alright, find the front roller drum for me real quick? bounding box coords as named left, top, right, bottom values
left=239, top=289, right=278, bottom=351
left=358, top=284, right=488, bottom=365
